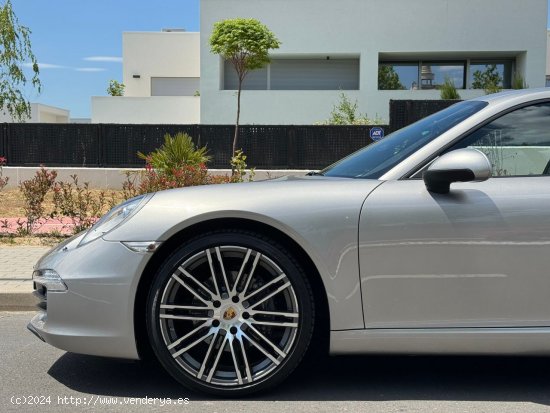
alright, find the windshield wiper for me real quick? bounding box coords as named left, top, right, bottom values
left=306, top=171, right=324, bottom=176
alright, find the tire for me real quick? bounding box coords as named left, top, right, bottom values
left=146, top=230, right=315, bottom=397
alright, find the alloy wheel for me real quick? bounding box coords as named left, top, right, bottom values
left=157, top=245, right=300, bottom=387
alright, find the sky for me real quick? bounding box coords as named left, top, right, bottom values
left=12, top=0, right=200, bottom=119
left=9, top=0, right=550, bottom=119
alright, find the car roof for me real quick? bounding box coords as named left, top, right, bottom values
left=471, top=88, right=550, bottom=105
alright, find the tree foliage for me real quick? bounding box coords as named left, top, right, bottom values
left=471, top=64, right=502, bottom=94
left=209, top=18, right=280, bottom=168
left=378, top=65, right=404, bottom=90
left=0, top=0, right=41, bottom=122
left=107, top=79, right=125, bottom=96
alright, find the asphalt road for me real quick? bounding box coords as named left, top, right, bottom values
left=3, top=312, right=550, bottom=413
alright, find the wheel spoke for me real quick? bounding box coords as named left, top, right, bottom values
left=241, top=252, right=261, bottom=297
left=167, top=321, right=209, bottom=351
left=160, top=314, right=211, bottom=321
left=179, top=267, right=219, bottom=299
left=206, top=335, right=228, bottom=383
left=249, top=310, right=299, bottom=318
left=238, top=337, right=253, bottom=383
left=206, top=249, right=222, bottom=297
left=231, top=249, right=252, bottom=295
left=246, top=323, right=287, bottom=358
left=172, top=329, right=214, bottom=359
left=248, top=281, right=291, bottom=309
left=215, top=247, right=231, bottom=294
left=229, top=337, right=243, bottom=385
left=241, top=331, right=280, bottom=365
left=242, top=273, right=286, bottom=301
left=250, top=319, right=298, bottom=328
left=197, top=331, right=219, bottom=379
left=172, top=274, right=211, bottom=306
left=161, top=304, right=212, bottom=311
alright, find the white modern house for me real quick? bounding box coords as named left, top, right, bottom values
left=546, top=29, right=550, bottom=87
left=91, top=30, right=200, bottom=124
left=0, top=103, right=70, bottom=123
left=200, top=0, right=548, bottom=124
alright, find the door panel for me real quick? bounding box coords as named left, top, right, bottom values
left=360, top=177, right=550, bottom=328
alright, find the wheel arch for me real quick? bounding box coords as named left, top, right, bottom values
left=133, top=217, right=330, bottom=361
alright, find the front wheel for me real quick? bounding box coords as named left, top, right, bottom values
left=146, top=230, right=315, bottom=396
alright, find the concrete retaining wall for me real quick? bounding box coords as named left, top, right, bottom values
left=1, top=167, right=309, bottom=189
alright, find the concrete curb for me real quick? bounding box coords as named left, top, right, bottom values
left=0, top=281, right=37, bottom=311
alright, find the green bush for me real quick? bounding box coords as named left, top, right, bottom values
left=19, top=167, right=57, bottom=233
left=138, top=132, right=211, bottom=175
left=440, top=77, right=461, bottom=100
left=319, top=93, right=382, bottom=125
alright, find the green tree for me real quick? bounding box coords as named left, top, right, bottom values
left=0, top=0, right=41, bottom=122
left=471, top=64, right=502, bottom=94
left=209, top=18, right=280, bottom=169
left=378, top=65, right=404, bottom=90
left=107, top=79, right=125, bottom=96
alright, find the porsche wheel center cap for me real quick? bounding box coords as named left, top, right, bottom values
left=223, top=307, right=238, bottom=321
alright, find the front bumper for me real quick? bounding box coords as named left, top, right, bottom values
left=28, top=234, right=154, bottom=359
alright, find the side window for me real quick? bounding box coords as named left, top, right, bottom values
left=448, top=103, right=550, bottom=177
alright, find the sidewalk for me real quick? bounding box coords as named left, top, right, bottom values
left=0, top=246, right=50, bottom=310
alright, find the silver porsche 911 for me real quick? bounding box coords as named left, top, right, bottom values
left=29, top=89, right=550, bottom=396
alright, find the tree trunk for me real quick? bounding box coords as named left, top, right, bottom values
left=232, top=80, right=242, bottom=176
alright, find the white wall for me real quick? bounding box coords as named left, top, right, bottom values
left=546, top=30, right=550, bottom=77
left=91, top=96, right=200, bottom=124
left=201, top=0, right=548, bottom=124
left=0, top=103, right=69, bottom=123
left=123, top=31, right=200, bottom=97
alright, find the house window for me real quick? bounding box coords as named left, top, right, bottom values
left=378, top=63, right=417, bottom=90
left=378, top=58, right=514, bottom=90
left=469, top=61, right=513, bottom=89
left=223, top=57, right=360, bottom=90
left=420, top=62, right=465, bottom=90
left=151, top=77, right=200, bottom=96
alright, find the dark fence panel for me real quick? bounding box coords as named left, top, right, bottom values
left=6, top=123, right=100, bottom=166
left=293, top=126, right=374, bottom=169
left=198, top=125, right=234, bottom=169
left=389, top=99, right=461, bottom=132
left=0, top=124, right=6, bottom=159
left=102, top=124, right=199, bottom=167
left=1, top=124, right=389, bottom=169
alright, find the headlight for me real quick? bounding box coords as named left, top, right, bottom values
left=79, top=194, right=151, bottom=246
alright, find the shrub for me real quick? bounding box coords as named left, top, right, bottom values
left=512, top=72, right=528, bottom=89
left=319, top=93, right=382, bottom=125
left=138, top=132, right=211, bottom=174
left=52, top=175, right=111, bottom=234
left=19, top=166, right=57, bottom=233
left=440, top=77, right=461, bottom=100
left=0, top=157, right=8, bottom=192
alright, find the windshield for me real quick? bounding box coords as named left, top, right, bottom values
left=321, top=100, right=488, bottom=179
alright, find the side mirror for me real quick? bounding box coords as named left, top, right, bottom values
left=423, top=148, right=491, bottom=194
